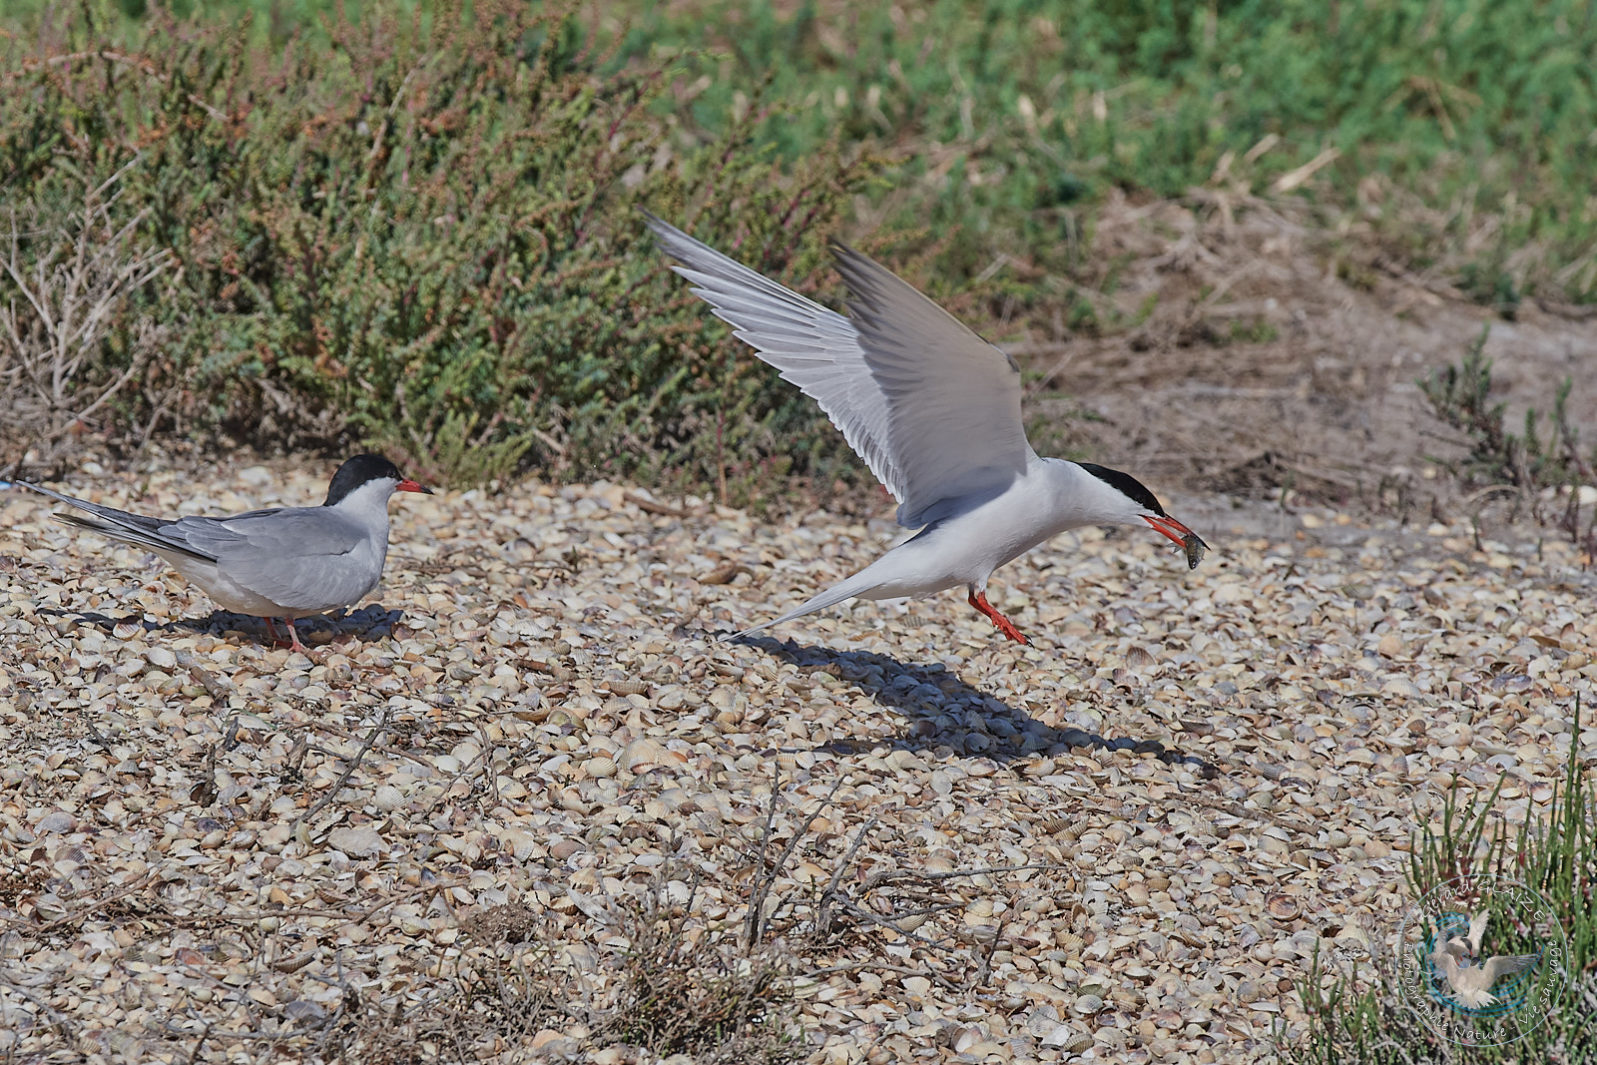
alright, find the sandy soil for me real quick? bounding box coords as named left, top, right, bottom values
left=1004, top=197, right=1597, bottom=532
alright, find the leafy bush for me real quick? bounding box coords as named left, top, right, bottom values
left=0, top=1, right=878, bottom=494
left=5, top=0, right=1594, bottom=496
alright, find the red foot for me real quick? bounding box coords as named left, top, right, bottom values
left=967, top=589, right=1029, bottom=645
left=262, top=616, right=309, bottom=654
left=282, top=617, right=309, bottom=655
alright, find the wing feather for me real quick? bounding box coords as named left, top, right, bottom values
left=179, top=510, right=378, bottom=613
left=1481, top=954, right=1541, bottom=983
left=16, top=482, right=218, bottom=562
left=648, top=214, right=1032, bottom=527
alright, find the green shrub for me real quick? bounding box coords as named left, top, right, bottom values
left=0, top=1, right=878, bottom=495
left=5, top=0, right=1594, bottom=497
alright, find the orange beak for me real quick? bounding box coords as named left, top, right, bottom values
left=1142, top=514, right=1208, bottom=569
left=397, top=479, right=433, bottom=495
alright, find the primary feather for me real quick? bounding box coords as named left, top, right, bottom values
left=647, top=213, right=1032, bottom=527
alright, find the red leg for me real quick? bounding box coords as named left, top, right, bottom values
left=967, top=589, right=1029, bottom=645
left=283, top=617, right=309, bottom=654
left=260, top=616, right=299, bottom=650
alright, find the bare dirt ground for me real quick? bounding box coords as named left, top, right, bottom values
left=1007, top=196, right=1597, bottom=534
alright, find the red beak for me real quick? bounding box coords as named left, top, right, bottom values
left=1142, top=514, right=1208, bottom=569
left=397, top=479, right=433, bottom=495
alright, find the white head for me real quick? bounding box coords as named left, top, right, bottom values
left=1074, top=461, right=1208, bottom=569
left=323, top=454, right=433, bottom=511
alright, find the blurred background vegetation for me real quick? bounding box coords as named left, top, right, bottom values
left=1, top=0, right=1592, bottom=496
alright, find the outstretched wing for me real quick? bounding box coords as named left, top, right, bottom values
left=647, top=213, right=1033, bottom=527
left=1481, top=953, right=1541, bottom=985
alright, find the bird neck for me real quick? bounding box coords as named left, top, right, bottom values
left=327, top=479, right=396, bottom=532
left=1038, top=457, right=1149, bottom=529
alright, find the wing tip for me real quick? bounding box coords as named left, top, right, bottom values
left=639, top=207, right=672, bottom=237
left=722, top=619, right=774, bottom=642
left=641, top=209, right=697, bottom=256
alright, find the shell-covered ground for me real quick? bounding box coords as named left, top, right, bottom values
left=1, top=462, right=1593, bottom=1063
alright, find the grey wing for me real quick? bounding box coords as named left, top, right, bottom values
left=1466, top=910, right=1492, bottom=956
left=830, top=243, right=1034, bottom=526
left=1481, top=954, right=1541, bottom=983
left=173, top=508, right=380, bottom=612
left=648, top=214, right=1033, bottom=528
left=15, top=481, right=217, bottom=561
left=647, top=214, right=905, bottom=503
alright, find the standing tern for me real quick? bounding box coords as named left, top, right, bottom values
left=8, top=454, right=432, bottom=653
left=647, top=213, right=1207, bottom=645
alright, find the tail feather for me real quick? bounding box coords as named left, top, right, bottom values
left=15, top=481, right=215, bottom=562
left=722, top=571, right=878, bottom=641
left=54, top=512, right=212, bottom=562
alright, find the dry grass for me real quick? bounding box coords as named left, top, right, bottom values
left=0, top=165, right=175, bottom=477
left=599, top=879, right=800, bottom=1064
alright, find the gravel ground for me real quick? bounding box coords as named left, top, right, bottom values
left=1, top=461, right=1593, bottom=1064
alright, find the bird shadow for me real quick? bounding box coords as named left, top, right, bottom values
left=37, top=604, right=407, bottom=648
left=732, top=634, right=1215, bottom=776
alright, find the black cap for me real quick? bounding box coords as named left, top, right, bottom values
left=324, top=454, right=410, bottom=505
left=1077, top=462, right=1166, bottom=516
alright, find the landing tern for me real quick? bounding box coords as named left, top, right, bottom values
left=1430, top=911, right=1541, bottom=1009
left=647, top=214, right=1207, bottom=645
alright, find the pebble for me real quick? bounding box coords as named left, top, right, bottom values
left=0, top=467, right=1590, bottom=1065
left=327, top=826, right=384, bottom=857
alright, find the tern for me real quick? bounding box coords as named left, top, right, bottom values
left=8, top=454, right=432, bottom=653
left=647, top=213, right=1207, bottom=645
left=1448, top=910, right=1493, bottom=961
left=1430, top=912, right=1541, bottom=1009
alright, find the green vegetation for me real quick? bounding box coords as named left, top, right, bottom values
left=1422, top=327, right=1592, bottom=489
left=0, top=2, right=876, bottom=495
left=1290, top=709, right=1596, bottom=1063
left=619, top=0, right=1597, bottom=299
left=2, top=0, right=1592, bottom=492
